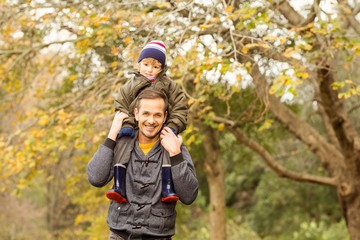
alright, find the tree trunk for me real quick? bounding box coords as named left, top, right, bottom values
left=317, top=65, right=360, bottom=240
left=203, top=128, right=226, bottom=240
left=340, top=181, right=360, bottom=240
left=46, top=148, right=77, bottom=238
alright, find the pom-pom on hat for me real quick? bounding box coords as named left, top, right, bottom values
left=137, top=40, right=166, bottom=67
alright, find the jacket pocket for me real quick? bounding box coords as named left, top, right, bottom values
left=108, top=201, right=132, bottom=227
left=148, top=207, right=176, bottom=233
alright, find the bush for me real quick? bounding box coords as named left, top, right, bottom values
left=292, top=220, right=349, bottom=240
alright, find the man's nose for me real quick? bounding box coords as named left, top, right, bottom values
left=147, top=115, right=154, bottom=123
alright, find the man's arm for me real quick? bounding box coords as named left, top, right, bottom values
left=87, top=112, right=128, bottom=187
left=160, top=127, right=199, bottom=204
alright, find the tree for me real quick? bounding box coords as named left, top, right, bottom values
left=1, top=0, right=360, bottom=239
left=203, top=127, right=226, bottom=240
left=178, top=0, right=360, bottom=238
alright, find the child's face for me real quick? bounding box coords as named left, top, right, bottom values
left=139, top=58, right=162, bottom=81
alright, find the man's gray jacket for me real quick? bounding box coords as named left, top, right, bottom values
left=87, top=136, right=199, bottom=238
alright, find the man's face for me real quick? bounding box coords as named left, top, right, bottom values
left=139, top=58, right=162, bottom=81
left=134, top=97, right=167, bottom=144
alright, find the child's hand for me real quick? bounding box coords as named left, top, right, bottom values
left=160, top=127, right=182, bottom=157
left=108, top=111, right=129, bottom=141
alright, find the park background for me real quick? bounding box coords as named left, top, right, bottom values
left=1, top=0, right=360, bottom=239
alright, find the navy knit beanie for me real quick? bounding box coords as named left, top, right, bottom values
left=137, top=40, right=166, bottom=67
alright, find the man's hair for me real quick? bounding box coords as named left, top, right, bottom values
left=135, top=88, right=169, bottom=113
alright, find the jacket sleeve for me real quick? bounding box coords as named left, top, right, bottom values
left=166, top=80, right=188, bottom=134
left=170, top=145, right=199, bottom=205
left=115, top=76, right=146, bottom=128
left=87, top=139, right=115, bottom=187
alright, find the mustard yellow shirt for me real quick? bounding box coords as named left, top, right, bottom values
left=139, top=139, right=159, bottom=156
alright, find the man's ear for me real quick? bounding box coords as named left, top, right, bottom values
left=134, top=108, right=139, bottom=121
left=163, top=111, right=168, bottom=123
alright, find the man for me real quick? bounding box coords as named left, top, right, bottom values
left=87, top=88, right=199, bottom=240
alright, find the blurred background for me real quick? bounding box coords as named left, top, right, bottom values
left=1, top=0, right=359, bottom=239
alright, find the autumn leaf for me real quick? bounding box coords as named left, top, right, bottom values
left=242, top=43, right=270, bottom=54
left=225, top=6, right=234, bottom=13
left=217, top=123, right=225, bottom=131
left=258, top=119, right=273, bottom=132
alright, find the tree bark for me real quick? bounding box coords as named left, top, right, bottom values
left=203, top=128, right=226, bottom=240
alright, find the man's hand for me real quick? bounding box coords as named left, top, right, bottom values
left=108, top=111, right=129, bottom=141
left=160, top=127, right=182, bottom=157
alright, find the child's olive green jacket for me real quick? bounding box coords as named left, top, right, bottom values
left=115, top=69, right=188, bottom=134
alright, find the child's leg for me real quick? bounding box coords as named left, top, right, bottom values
left=106, top=163, right=127, bottom=203
left=161, top=153, right=179, bottom=202
left=106, top=136, right=135, bottom=203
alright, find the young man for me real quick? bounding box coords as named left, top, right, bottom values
left=87, top=88, right=198, bottom=239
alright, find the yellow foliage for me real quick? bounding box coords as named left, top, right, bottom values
left=111, top=61, right=118, bottom=68
left=38, top=115, right=50, bottom=126
left=209, top=17, right=219, bottom=23
left=16, top=178, right=27, bottom=190
left=242, top=43, right=270, bottom=54
left=69, top=75, right=78, bottom=81
left=283, top=47, right=300, bottom=58
left=200, top=24, right=212, bottom=30
left=111, top=47, right=120, bottom=55
left=76, top=39, right=90, bottom=51
left=113, top=24, right=122, bottom=31
left=279, top=36, right=288, bottom=45
left=74, top=214, right=85, bottom=226
left=258, top=119, right=273, bottom=132
left=296, top=71, right=309, bottom=79
left=58, top=109, right=69, bottom=121
left=185, top=135, right=196, bottom=146
left=188, top=99, right=195, bottom=106
left=75, top=140, right=86, bottom=149
left=263, top=35, right=277, bottom=41
left=100, top=15, right=109, bottom=22
left=217, top=123, right=225, bottom=131
left=225, top=6, right=234, bottom=13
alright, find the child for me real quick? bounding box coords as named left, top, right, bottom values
left=106, top=40, right=188, bottom=204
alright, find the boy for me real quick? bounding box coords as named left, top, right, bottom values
left=106, top=40, right=188, bottom=204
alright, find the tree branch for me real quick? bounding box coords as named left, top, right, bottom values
left=250, top=63, right=347, bottom=174
left=273, top=0, right=305, bottom=26
left=196, top=113, right=336, bottom=186
left=229, top=126, right=337, bottom=187
left=338, top=0, right=360, bottom=34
